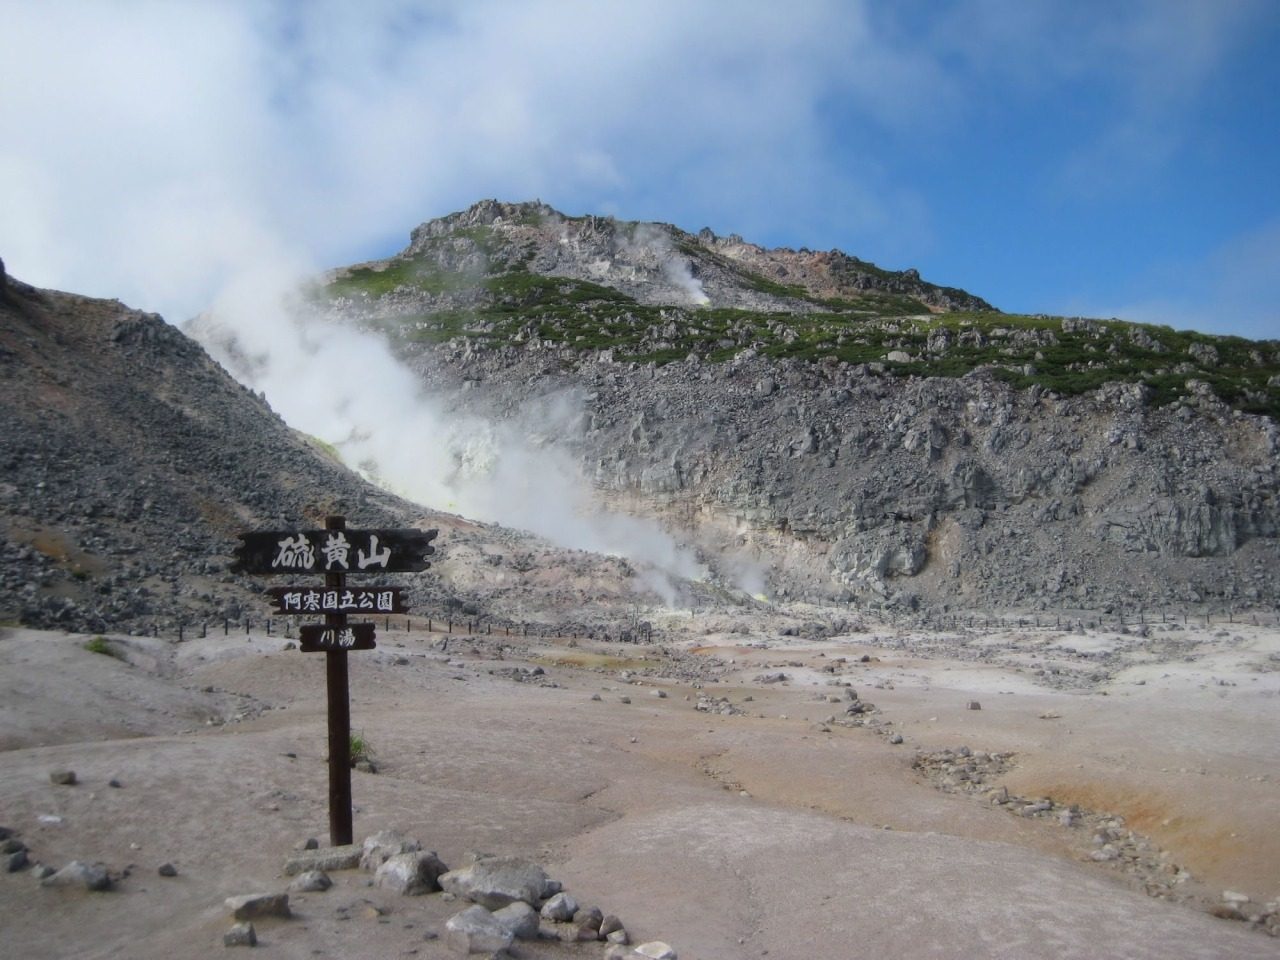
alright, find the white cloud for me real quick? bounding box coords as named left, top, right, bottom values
left=2, top=0, right=938, bottom=322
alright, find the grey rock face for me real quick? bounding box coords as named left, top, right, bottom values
left=397, top=337, right=1280, bottom=612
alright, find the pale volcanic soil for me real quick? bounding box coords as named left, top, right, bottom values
left=0, top=615, right=1277, bottom=960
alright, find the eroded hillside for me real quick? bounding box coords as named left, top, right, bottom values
left=313, top=201, right=1280, bottom=612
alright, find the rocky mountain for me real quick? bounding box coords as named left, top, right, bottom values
left=0, top=258, right=659, bottom=636
left=315, top=200, right=1280, bottom=613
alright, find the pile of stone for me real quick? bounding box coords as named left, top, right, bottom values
left=2, top=790, right=119, bottom=891
left=911, top=746, right=1013, bottom=795
left=266, top=829, right=680, bottom=956
left=819, top=686, right=877, bottom=729
left=695, top=693, right=744, bottom=716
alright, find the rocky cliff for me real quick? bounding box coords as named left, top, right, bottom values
left=317, top=200, right=1280, bottom=613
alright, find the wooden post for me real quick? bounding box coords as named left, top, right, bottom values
left=325, top=515, right=353, bottom=846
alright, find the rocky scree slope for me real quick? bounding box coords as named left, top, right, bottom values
left=0, top=261, right=661, bottom=636
left=316, top=201, right=1280, bottom=612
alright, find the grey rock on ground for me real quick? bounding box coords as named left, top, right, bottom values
left=491, top=901, right=539, bottom=940
left=360, top=830, right=422, bottom=871
left=439, top=855, right=551, bottom=910
left=539, top=891, right=577, bottom=921
left=287, top=870, right=331, bottom=893
left=223, top=922, right=256, bottom=948
left=42, top=860, right=110, bottom=891
left=284, top=844, right=361, bottom=875
left=225, top=893, right=290, bottom=921
left=374, top=851, right=447, bottom=895
left=444, top=904, right=514, bottom=955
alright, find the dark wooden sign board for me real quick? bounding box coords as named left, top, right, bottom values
left=230, top=516, right=436, bottom=847
left=299, top=622, right=377, bottom=652
left=231, top=528, right=437, bottom=575
left=266, top=586, right=408, bottom=614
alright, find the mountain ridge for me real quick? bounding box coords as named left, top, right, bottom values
left=309, top=200, right=1280, bottom=613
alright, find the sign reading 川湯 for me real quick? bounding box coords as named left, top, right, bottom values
left=299, top=623, right=377, bottom=652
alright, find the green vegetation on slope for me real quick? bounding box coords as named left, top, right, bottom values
left=320, top=253, right=1280, bottom=419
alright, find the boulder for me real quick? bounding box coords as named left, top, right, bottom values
left=374, top=851, right=447, bottom=895
left=439, top=855, right=550, bottom=910
left=360, top=830, right=421, bottom=871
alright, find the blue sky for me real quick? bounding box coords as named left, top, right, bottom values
left=2, top=0, right=1277, bottom=340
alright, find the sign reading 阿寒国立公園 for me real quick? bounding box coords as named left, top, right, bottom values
left=266, top=586, right=408, bottom=615
left=231, top=528, right=437, bottom=575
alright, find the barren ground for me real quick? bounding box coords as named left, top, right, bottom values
left=1, top=614, right=1277, bottom=959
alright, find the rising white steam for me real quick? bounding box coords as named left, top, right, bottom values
left=190, top=268, right=706, bottom=603
left=662, top=255, right=711, bottom=306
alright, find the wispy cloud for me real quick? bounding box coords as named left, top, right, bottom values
left=2, top=0, right=930, bottom=321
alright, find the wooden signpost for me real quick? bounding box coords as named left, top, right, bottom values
left=231, top=516, right=437, bottom=845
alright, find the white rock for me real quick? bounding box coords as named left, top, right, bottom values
left=635, top=941, right=678, bottom=959
left=360, top=830, right=421, bottom=871
left=375, top=851, right=446, bottom=895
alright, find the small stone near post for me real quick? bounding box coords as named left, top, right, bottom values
left=223, top=922, right=257, bottom=947
left=49, top=770, right=77, bottom=786
left=158, top=863, right=177, bottom=877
